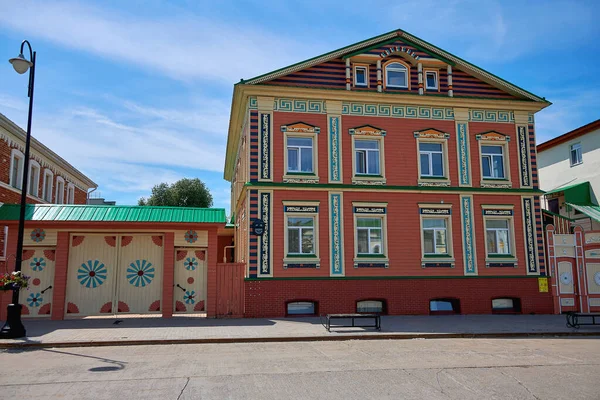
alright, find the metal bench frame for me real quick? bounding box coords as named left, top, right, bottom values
left=566, top=312, right=600, bottom=329
left=324, top=313, right=381, bottom=332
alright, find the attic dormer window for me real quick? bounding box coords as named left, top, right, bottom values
left=385, top=62, right=408, bottom=88
left=354, top=65, right=368, bottom=87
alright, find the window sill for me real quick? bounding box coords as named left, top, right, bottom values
left=421, top=257, right=455, bottom=263
left=283, top=174, right=319, bottom=183
left=352, top=175, right=386, bottom=185
left=480, top=180, right=512, bottom=188
left=285, top=254, right=318, bottom=260
left=354, top=256, right=388, bottom=262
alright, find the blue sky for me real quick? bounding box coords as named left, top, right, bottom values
left=1, top=0, right=599, bottom=212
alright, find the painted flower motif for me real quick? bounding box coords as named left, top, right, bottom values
left=184, top=290, right=196, bottom=305
left=27, top=292, right=43, bottom=307
left=127, top=259, right=155, bottom=287
left=185, top=257, right=197, bottom=271
left=78, top=260, right=108, bottom=288
left=30, top=257, right=46, bottom=272
left=184, top=230, right=198, bottom=244
left=30, top=228, right=46, bottom=243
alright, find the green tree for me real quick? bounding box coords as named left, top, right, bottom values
left=138, top=178, right=213, bottom=208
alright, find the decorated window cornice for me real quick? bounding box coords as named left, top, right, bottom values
left=280, top=122, right=320, bottom=134
left=476, top=131, right=510, bottom=142
left=349, top=125, right=386, bottom=136
left=413, top=128, right=450, bottom=139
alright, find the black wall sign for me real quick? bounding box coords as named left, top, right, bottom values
left=251, top=219, right=266, bottom=235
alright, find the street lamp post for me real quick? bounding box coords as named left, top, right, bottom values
left=0, top=40, right=36, bottom=339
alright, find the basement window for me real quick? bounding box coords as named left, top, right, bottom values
left=356, top=300, right=385, bottom=314
left=492, top=298, right=521, bottom=313
left=429, top=298, right=460, bottom=315
left=286, top=301, right=316, bottom=316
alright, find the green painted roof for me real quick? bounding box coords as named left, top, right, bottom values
left=545, top=181, right=591, bottom=205
left=0, top=204, right=227, bottom=224
left=567, top=203, right=600, bottom=224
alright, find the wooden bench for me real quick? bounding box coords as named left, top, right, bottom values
left=566, top=312, right=600, bottom=329
left=325, top=313, right=381, bottom=332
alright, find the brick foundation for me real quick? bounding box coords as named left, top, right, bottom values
left=244, top=277, right=553, bottom=317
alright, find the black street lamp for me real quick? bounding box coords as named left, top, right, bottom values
left=0, top=40, right=36, bottom=339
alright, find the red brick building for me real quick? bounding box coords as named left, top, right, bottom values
left=0, top=113, right=97, bottom=263
left=224, top=29, right=553, bottom=317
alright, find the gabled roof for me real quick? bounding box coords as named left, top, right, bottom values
left=537, top=119, right=600, bottom=152
left=241, top=29, right=549, bottom=103
left=0, top=204, right=227, bottom=224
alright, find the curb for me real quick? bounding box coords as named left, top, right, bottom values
left=1, top=331, right=599, bottom=349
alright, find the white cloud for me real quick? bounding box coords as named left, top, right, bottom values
left=0, top=1, right=320, bottom=83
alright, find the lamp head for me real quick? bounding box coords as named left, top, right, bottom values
left=9, top=53, right=32, bottom=74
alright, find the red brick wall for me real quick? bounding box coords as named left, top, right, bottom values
left=244, top=278, right=553, bottom=317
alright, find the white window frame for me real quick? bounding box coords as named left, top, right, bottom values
left=354, top=65, right=369, bottom=87
left=282, top=128, right=319, bottom=181
left=419, top=204, right=454, bottom=263
left=357, top=300, right=384, bottom=313
left=283, top=201, right=320, bottom=264
left=353, top=202, right=388, bottom=264
left=422, top=218, right=449, bottom=255
left=415, top=131, right=450, bottom=186
left=384, top=61, right=409, bottom=89
left=286, top=136, right=314, bottom=174
left=485, top=218, right=512, bottom=255
left=476, top=133, right=512, bottom=187
left=355, top=139, right=380, bottom=175
left=286, top=216, right=315, bottom=255
left=55, top=176, right=65, bottom=204
left=419, top=142, right=445, bottom=178
left=425, top=70, right=438, bottom=90
left=42, top=169, right=54, bottom=203
left=481, top=205, right=517, bottom=263
left=570, top=142, right=582, bottom=166
left=481, top=144, right=507, bottom=179
left=28, top=160, right=41, bottom=198
left=9, top=148, right=25, bottom=190
left=66, top=183, right=75, bottom=204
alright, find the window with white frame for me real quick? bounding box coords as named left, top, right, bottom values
left=385, top=62, right=408, bottom=88
left=28, top=162, right=41, bottom=197
left=287, top=216, right=315, bottom=255
left=357, top=217, right=383, bottom=255
left=66, top=183, right=75, bottom=204
left=56, top=177, right=65, bottom=204
left=287, top=137, right=313, bottom=173
left=355, top=140, right=380, bottom=175
left=357, top=300, right=384, bottom=313
left=425, top=71, right=438, bottom=90
left=485, top=219, right=511, bottom=255
left=419, top=142, right=444, bottom=177
left=481, top=145, right=505, bottom=179
left=9, top=149, right=24, bottom=190
left=354, top=65, right=368, bottom=87
left=422, top=218, right=448, bottom=255
left=570, top=143, right=582, bottom=166
left=42, top=170, right=53, bottom=202
left=287, top=301, right=316, bottom=315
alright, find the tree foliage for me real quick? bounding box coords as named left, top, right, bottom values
left=138, top=178, right=213, bottom=208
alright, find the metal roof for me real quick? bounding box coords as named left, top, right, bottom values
left=567, top=203, right=600, bottom=224
left=0, top=205, right=227, bottom=224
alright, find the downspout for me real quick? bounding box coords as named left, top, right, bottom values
left=223, top=245, right=235, bottom=263
left=86, top=186, right=97, bottom=204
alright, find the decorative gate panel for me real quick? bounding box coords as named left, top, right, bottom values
left=65, top=235, right=117, bottom=316
left=173, top=248, right=207, bottom=313
left=19, top=247, right=56, bottom=318
left=558, top=261, right=574, bottom=294
left=116, top=235, right=163, bottom=314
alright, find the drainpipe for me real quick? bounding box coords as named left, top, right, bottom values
left=86, top=186, right=98, bottom=204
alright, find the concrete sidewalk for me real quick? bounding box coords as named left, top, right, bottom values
left=1, top=314, right=598, bottom=348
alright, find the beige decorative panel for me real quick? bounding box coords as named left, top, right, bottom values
left=555, top=246, right=575, bottom=258
left=585, top=233, right=600, bottom=245
left=558, top=261, right=574, bottom=294
left=173, top=248, right=207, bottom=313
left=173, top=230, right=208, bottom=247
left=19, top=247, right=56, bottom=318
left=66, top=235, right=118, bottom=317
left=589, top=298, right=600, bottom=307
left=586, top=263, right=600, bottom=294
left=116, top=235, right=163, bottom=314
left=554, top=234, right=575, bottom=246
left=561, top=298, right=575, bottom=307
left=585, top=249, right=600, bottom=259
left=23, top=228, right=58, bottom=246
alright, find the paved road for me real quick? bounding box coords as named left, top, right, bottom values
left=1, top=337, right=598, bottom=399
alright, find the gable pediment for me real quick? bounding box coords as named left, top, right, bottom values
left=349, top=125, right=386, bottom=136
left=476, top=131, right=510, bottom=142
left=280, top=122, right=320, bottom=134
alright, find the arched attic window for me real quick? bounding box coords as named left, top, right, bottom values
left=385, top=62, right=408, bottom=89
